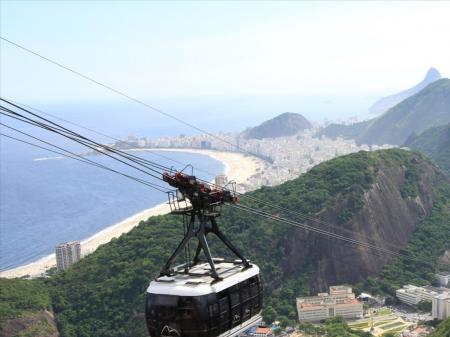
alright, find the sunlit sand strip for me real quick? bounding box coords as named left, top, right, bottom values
left=0, top=149, right=263, bottom=279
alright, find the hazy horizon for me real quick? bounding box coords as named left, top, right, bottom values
left=1, top=1, right=450, bottom=136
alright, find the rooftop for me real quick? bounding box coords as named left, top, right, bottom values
left=298, top=298, right=360, bottom=309
left=255, top=327, right=272, bottom=334
left=147, top=260, right=260, bottom=296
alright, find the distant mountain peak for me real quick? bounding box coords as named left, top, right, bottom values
left=318, top=78, right=450, bottom=146
left=424, top=67, right=441, bottom=82
left=369, top=67, right=442, bottom=115
left=243, top=112, right=312, bottom=140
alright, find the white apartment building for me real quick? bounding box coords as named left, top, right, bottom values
left=436, top=272, right=450, bottom=287
left=432, top=293, right=450, bottom=320
left=396, top=285, right=438, bottom=306
left=297, top=286, right=363, bottom=322
left=215, top=174, right=228, bottom=187
left=55, top=241, right=81, bottom=271
left=330, top=285, right=356, bottom=299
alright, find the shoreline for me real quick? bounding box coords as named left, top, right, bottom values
left=0, top=149, right=264, bottom=279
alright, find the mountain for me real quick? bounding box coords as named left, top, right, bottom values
left=369, top=67, right=441, bottom=115
left=318, top=78, right=450, bottom=145
left=243, top=112, right=312, bottom=139
left=2, top=149, right=450, bottom=336
left=404, top=123, right=450, bottom=176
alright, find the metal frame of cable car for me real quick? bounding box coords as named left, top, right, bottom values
left=145, top=170, right=262, bottom=337
left=160, top=170, right=250, bottom=280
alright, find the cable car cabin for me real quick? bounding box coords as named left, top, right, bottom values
left=146, top=261, right=262, bottom=337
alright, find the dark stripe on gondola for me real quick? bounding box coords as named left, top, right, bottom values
left=146, top=275, right=263, bottom=337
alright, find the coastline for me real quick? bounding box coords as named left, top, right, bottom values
left=0, top=149, right=263, bottom=279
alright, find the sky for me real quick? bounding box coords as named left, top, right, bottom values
left=1, top=1, right=450, bottom=127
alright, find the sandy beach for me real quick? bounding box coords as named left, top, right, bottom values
left=0, top=149, right=264, bottom=279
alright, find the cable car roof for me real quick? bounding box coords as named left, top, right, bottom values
left=147, top=261, right=260, bottom=296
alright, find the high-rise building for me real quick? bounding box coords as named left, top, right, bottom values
left=215, top=174, right=228, bottom=187
left=432, top=293, right=450, bottom=320
left=55, top=241, right=81, bottom=271
left=297, top=286, right=363, bottom=322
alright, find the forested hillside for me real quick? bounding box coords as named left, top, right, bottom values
left=1, top=149, right=449, bottom=337
left=318, top=79, right=450, bottom=145
left=404, top=123, right=450, bottom=176
left=243, top=112, right=312, bottom=139
left=428, top=318, right=450, bottom=337
left=0, top=278, right=57, bottom=337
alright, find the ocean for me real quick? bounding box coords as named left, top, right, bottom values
left=0, top=138, right=224, bottom=270
left=0, top=94, right=375, bottom=271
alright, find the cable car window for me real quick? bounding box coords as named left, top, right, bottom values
left=242, top=302, right=252, bottom=321
left=219, top=295, right=229, bottom=313
left=209, top=303, right=219, bottom=317
left=152, top=294, right=178, bottom=307
left=180, top=309, right=197, bottom=330
left=250, top=278, right=259, bottom=297
left=178, top=297, right=195, bottom=309
left=229, top=285, right=240, bottom=307
left=218, top=294, right=230, bottom=333
left=240, top=283, right=250, bottom=302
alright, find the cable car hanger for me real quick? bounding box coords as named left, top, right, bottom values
left=161, top=169, right=250, bottom=281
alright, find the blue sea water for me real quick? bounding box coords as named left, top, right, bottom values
left=0, top=138, right=224, bottom=270
left=0, top=93, right=375, bottom=271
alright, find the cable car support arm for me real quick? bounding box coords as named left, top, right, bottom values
left=160, top=171, right=250, bottom=280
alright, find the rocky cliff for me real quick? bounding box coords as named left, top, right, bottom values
left=279, top=152, right=445, bottom=291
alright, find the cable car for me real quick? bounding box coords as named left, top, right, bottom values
left=146, top=171, right=262, bottom=337
left=146, top=260, right=263, bottom=337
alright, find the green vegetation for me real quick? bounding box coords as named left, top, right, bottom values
left=1, top=149, right=448, bottom=337
left=318, top=78, right=450, bottom=145
left=378, top=321, right=405, bottom=330
left=404, top=123, right=450, bottom=176
left=0, top=278, right=51, bottom=328
left=374, top=319, right=397, bottom=327
left=243, top=112, right=312, bottom=140
left=400, top=158, right=422, bottom=198
left=298, top=317, right=372, bottom=337
left=429, top=318, right=450, bottom=337
left=415, top=300, right=432, bottom=312
left=381, top=333, right=397, bottom=337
